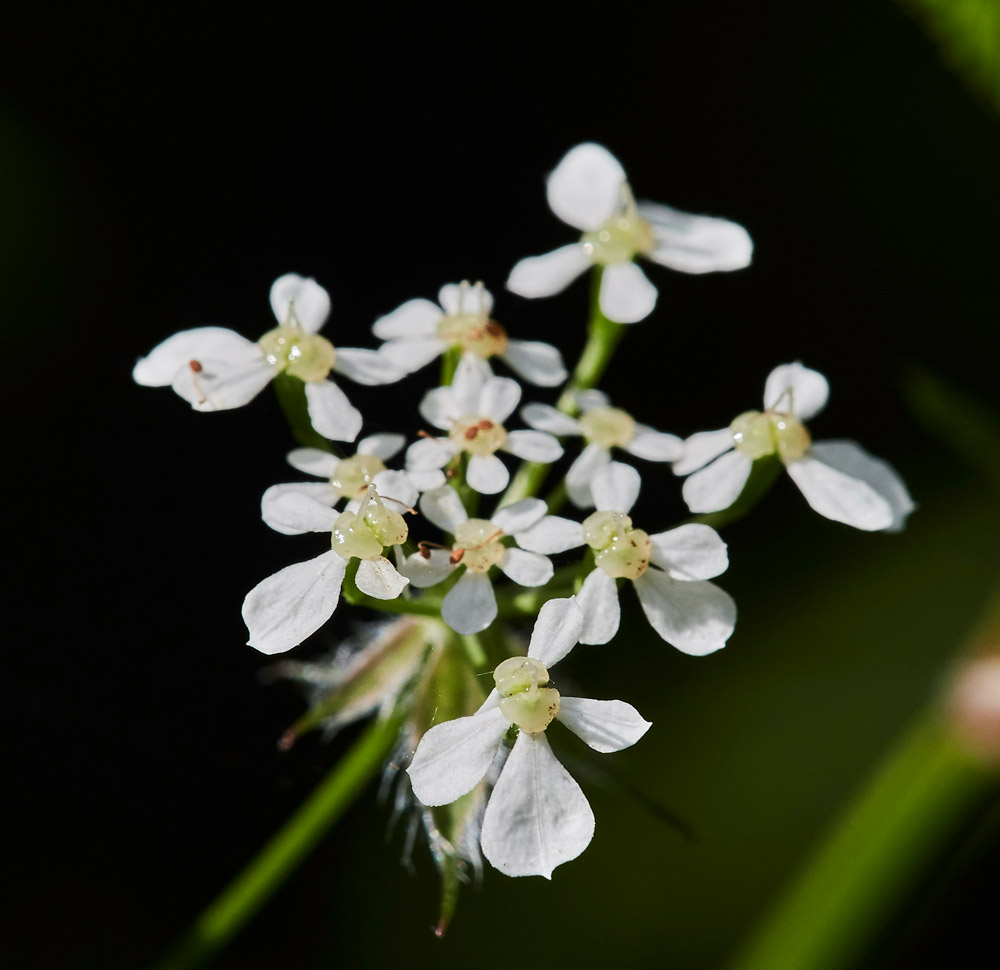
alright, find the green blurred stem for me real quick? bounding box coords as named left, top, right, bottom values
left=272, top=372, right=338, bottom=451
left=151, top=712, right=405, bottom=970
left=727, top=710, right=994, bottom=970
left=499, top=268, right=625, bottom=507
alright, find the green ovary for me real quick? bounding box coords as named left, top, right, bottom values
left=259, top=325, right=336, bottom=382
left=452, top=518, right=505, bottom=573
left=330, top=454, right=387, bottom=498
left=493, top=657, right=560, bottom=734
left=579, top=405, right=636, bottom=448
left=450, top=415, right=507, bottom=456
left=730, top=410, right=811, bottom=462
left=582, top=510, right=651, bottom=580
left=330, top=505, right=408, bottom=560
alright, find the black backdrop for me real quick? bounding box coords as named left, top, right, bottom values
left=4, top=2, right=1000, bottom=968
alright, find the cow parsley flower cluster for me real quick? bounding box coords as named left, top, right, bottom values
left=134, top=143, right=913, bottom=927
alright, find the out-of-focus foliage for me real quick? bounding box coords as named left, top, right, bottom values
left=905, top=0, right=1000, bottom=112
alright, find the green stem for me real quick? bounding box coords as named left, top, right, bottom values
left=151, top=713, right=405, bottom=970
left=272, top=373, right=338, bottom=452
left=499, top=268, right=625, bottom=508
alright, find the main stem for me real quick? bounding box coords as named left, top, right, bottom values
left=151, top=713, right=404, bottom=970
left=498, top=268, right=624, bottom=507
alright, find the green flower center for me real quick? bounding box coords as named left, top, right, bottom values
left=730, top=410, right=811, bottom=462
left=580, top=182, right=655, bottom=266
left=582, top=510, right=652, bottom=580
left=578, top=405, right=636, bottom=448
left=450, top=415, right=507, bottom=456
left=452, top=518, right=505, bottom=573
left=330, top=489, right=408, bottom=560
left=259, top=325, right=336, bottom=382
left=494, top=656, right=560, bottom=734
left=330, top=454, right=387, bottom=498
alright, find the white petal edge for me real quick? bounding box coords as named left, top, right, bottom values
left=501, top=339, right=568, bottom=387
left=682, top=450, right=753, bottom=514
left=355, top=433, right=406, bottom=462
left=499, top=548, right=553, bottom=588
left=546, top=142, right=625, bottom=231
left=261, top=482, right=339, bottom=535
left=332, top=347, right=407, bottom=386
left=442, top=571, right=498, bottom=635
left=521, top=403, right=581, bottom=436
left=399, top=549, right=457, bottom=589
left=286, top=447, right=339, bottom=479
left=304, top=380, right=362, bottom=443
left=378, top=336, right=449, bottom=373
left=419, top=485, right=469, bottom=533
left=556, top=697, right=651, bottom=753
left=503, top=430, right=563, bottom=463
left=514, top=516, right=585, bottom=555
left=439, top=282, right=494, bottom=318
left=479, top=376, right=522, bottom=424
left=270, top=273, right=331, bottom=333
left=491, top=498, right=547, bottom=535
left=640, top=203, right=753, bottom=274
left=576, top=568, right=621, bottom=645
left=355, top=557, right=410, bottom=600
left=372, top=298, right=443, bottom=340
left=527, top=596, right=584, bottom=668
left=566, top=442, right=612, bottom=509
left=242, top=550, right=347, bottom=655
left=467, top=454, right=510, bottom=495
left=634, top=571, right=736, bottom=656
left=480, top=731, right=595, bottom=879
left=785, top=452, right=895, bottom=531
left=648, top=523, right=729, bottom=581
left=406, top=436, right=455, bottom=470
left=625, top=425, right=684, bottom=462
left=673, top=429, right=734, bottom=476
left=599, top=262, right=657, bottom=324
left=591, top=461, right=641, bottom=514
left=763, top=362, right=829, bottom=421
left=133, top=327, right=251, bottom=386
left=506, top=245, right=591, bottom=298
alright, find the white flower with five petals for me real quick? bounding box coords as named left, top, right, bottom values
left=243, top=484, right=414, bottom=655
left=507, top=143, right=753, bottom=323
left=374, top=280, right=568, bottom=386
left=405, top=355, right=563, bottom=494
left=522, top=389, right=683, bottom=507
left=400, top=487, right=557, bottom=635
left=517, top=463, right=736, bottom=655
left=133, top=274, right=405, bottom=442
left=407, top=598, right=651, bottom=878
left=673, top=362, right=915, bottom=532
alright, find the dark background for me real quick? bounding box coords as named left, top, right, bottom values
left=4, top=2, right=1000, bottom=968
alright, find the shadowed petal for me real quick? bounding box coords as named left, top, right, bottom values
left=634, top=571, right=736, bottom=656
left=556, top=697, right=651, bottom=752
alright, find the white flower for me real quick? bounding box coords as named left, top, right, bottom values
left=405, top=354, right=563, bottom=495
left=399, top=487, right=557, bottom=635
left=133, top=273, right=406, bottom=443
left=506, top=143, right=753, bottom=324
left=407, top=598, right=651, bottom=878
left=674, top=362, right=915, bottom=532
left=517, top=463, right=736, bottom=654
left=374, top=280, right=568, bottom=386
left=522, top=389, right=683, bottom=507
left=243, top=484, right=412, bottom=655
left=261, top=433, right=444, bottom=535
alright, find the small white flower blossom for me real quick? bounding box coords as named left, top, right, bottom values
left=243, top=484, right=413, bottom=655
left=373, top=280, right=568, bottom=386
left=673, top=362, right=915, bottom=532
left=405, top=354, right=563, bottom=495
left=517, top=463, right=736, bottom=654
left=507, top=143, right=753, bottom=324
left=407, top=598, right=651, bottom=878
left=522, top=389, right=683, bottom=507
left=133, top=274, right=406, bottom=443
left=399, top=487, right=558, bottom=635
left=261, top=434, right=444, bottom=535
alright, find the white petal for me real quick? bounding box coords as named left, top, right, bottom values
left=441, top=571, right=498, bottom=635
left=546, top=142, right=625, bottom=231
left=174, top=354, right=275, bottom=412
left=806, top=441, right=914, bottom=532
left=439, top=282, right=494, bottom=317
left=640, top=202, right=753, bottom=274
left=270, top=273, right=331, bottom=333
left=378, top=337, right=448, bottom=373
left=261, top=482, right=339, bottom=535
left=133, top=327, right=251, bottom=386
left=491, top=498, right=547, bottom=535
left=576, top=568, right=621, bottom=645
left=521, top=403, right=581, bottom=436
left=407, top=705, right=509, bottom=806
left=591, top=461, right=641, bottom=514
left=404, top=466, right=448, bottom=492
left=500, top=340, right=568, bottom=387
left=673, top=428, right=734, bottom=476
left=466, top=454, right=510, bottom=495
left=242, top=550, right=346, bottom=655
left=648, top=524, right=729, bottom=580
left=763, top=362, right=829, bottom=420
left=451, top=353, right=492, bottom=414
left=785, top=452, right=895, bottom=531
left=599, top=262, right=657, bottom=324
left=682, top=450, right=753, bottom=513
left=406, top=436, right=455, bottom=470
left=499, top=548, right=553, bottom=587
left=575, top=389, right=610, bottom=411
left=369, top=469, right=419, bottom=513
left=418, top=386, right=459, bottom=430
left=566, top=442, right=612, bottom=508
left=479, top=376, right=522, bottom=423
left=506, top=245, right=591, bottom=298
left=399, top=549, right=457, bottom=589
left=372, top=298, right=442, bottom=340
left=355, top=557, right=409, bottom=599
left=480, top=732, right=594, bottom=879
left=634, top=571, right=736, bottom=656
left=286, top=447, right=339, bottom=478
left=304, top=380, right=362, bottom=443
left=332, top=347, right=406, bottom=386
left=514, top=516, right=585, bottom=555
left=556, top=697, right=651, bottom=753
left=419, top=485, right=469, bottom=533
left=527, top=596, right=584, bottom=668
left=503, top=430, right=563, bottom=463
left=355, top=433, right=406, bottom=462
left=625, top=425, right=684, bottom=462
